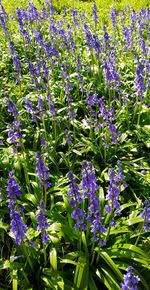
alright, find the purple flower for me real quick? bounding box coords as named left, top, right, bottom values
left=121, top=266, right=140, bottom=290
left=64, top=76, right=75, bottom=120
left=92, top=3, right=98, bottom=26
left=7, top=172, right=21, bottom=201
left=0, top=2, right=9, bottom=34
left=105, top=162, right=127, bottom=217
left=36, top=200, right=49, bottom=244
left=36, top=152, right=50, bottom=189
left=102, top=25, right=110, bottom=51
left=134, top=62, right=146, bottom=100
left=81, top=161, right=99, bottom=198
left=92, top=34, right=101, bottom=58
left=7, top=120, right=23, bottom=147
left=37, top=95, right=46, bottom=119
left=84, top=24, right=94, bottom=51
left=81, top=161, right=106, bottom=242
left=7, top=99, right=19, bottom=117
left=71, top=208, right=86, bottom=230
left=9, top=206, right=27, bottom=245
left=65, top=130, right=72, bottom=145
left=140, top=200, right=150, bottom=231
left=7, top=172, right=27, bottom=245
left=72, top=9, right=78, bottom=26
left=102, top=53, right=120, bottom=89
left=46, top=93, right=56, bottom=119
left=87, top=96, right=119, bottom=146
left=110, top=8, right=117, bottom=28
left=122, top=25, right=133, bottom=51
left=12, top=52, right=21, bottom=75
left=24, top=97, right=37, bottom=122
left=67, top=171, right=83, bottom=207
left=67, top=172, right=86, bottom=230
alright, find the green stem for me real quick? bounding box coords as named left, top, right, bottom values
left=22, top=244, right=34, bottom=272
left=12, top=270, right=17, bottom=290
left=106, top=211, right=114, bottom=242
left=135, top=224, right=143, bottom=246
left=43, top=245, right=47, bottom=265
left=82, top=231, right=89, bottom=257
left=21, top=144, right=31, bottom=192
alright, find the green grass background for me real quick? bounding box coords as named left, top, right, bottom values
left=2, top=0, right=150, bottom=14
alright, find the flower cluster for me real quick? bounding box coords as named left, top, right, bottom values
left=121, top=266, right=140, bottom=290
left=81, top=161, right=106, bottom=244
left=7, top=172, right=27, bottom=245
left=102, top=52, right=121, bottom=90
left=7, top=99, right=23, bottom=148
left=67, top=171, right=86, bottom=230
left=36, top=200, right=49, bottom=244
left=67, top=162, right=106, bottom=245
left=134, top=62, right=146, bottom=100
left=140, top=200, right=150, bottom=231
left=86, top=94, right=120, bottom=147
left=36, top=152, right=50, bottom=189
left=105, top=161, right=127, bottom=220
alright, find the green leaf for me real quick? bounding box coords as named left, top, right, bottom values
left=101, top=266, right=121, bottom=290
left=116, top=244, right=150, bottom=262
left=74, top=255, right=89, bottom=290
left=25, top=193, right=38, bottom=205
left=0, top=259, right=10, bottom=270
left=89, top=275, right=98, bottom=290
left=126, top=217, right=143, bottom=226
left=96, top=250, right=123, bottom=280
left=110, top=227, right=131, bottom=235
left=26, top=228, right=39, bottom=240
left=0, top=219, right=9, bottom=231
left=60, top=259, right=78, bottom=266
left=96, top=267, right=121, bottom=290
left=50, top=248, right=57, bottom=271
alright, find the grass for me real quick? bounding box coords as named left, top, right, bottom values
left=2, top=0, right=149, bottom=14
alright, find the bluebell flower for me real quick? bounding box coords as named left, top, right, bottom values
left=65, top=130, right=72, bottom=145
left=0, top=1, right=9, bottom=34
left=9, top=206, right=27, bottom=245
left=72, top=8, right=78, bottom=26
left=81, top=161, right=106, bottom=242
left=7, top=120, right=23, bottom=147
left=36, top=200, right=49, bottom=244
left=87, top=96, right=119, bottom=146
left=121, top=266, right=140, bottom=290
left=24, top=97, right=37, bottom=122
left=46, top=93, right=56, bottom=119
left=9, top=40, right=15, bottom=55
left=68, top=171, right=83, bottom=207
left=102, top=25, right=110, bottom=52
left=84, top=24, right=94, bottom=51
left=92, top=3, right=98, bottom=27
left=102, top=53, right=121, bottom=89
left=7, top=172, right=21, bottom=201
left=81, top=161, right=99, bottom=198
left=105, top=162, right=127, bottom=218
left=122, top=25, right=133, bottom=51
left=37, top=95, right=46, bottom=120
left=7, top=172, right=27, bottom=245
left=7, top=99, right=19, bottom=117
left=110, top=8, right=117, bottom=28
left=134, top=62, right=146, bottom=100
left=67, top=172, right=86, bottom=230
left=140, top=200, right=150, bottom=231
left=36, top=152, right=50, bottom=189
left=71, top=208, right=86, bottom=230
